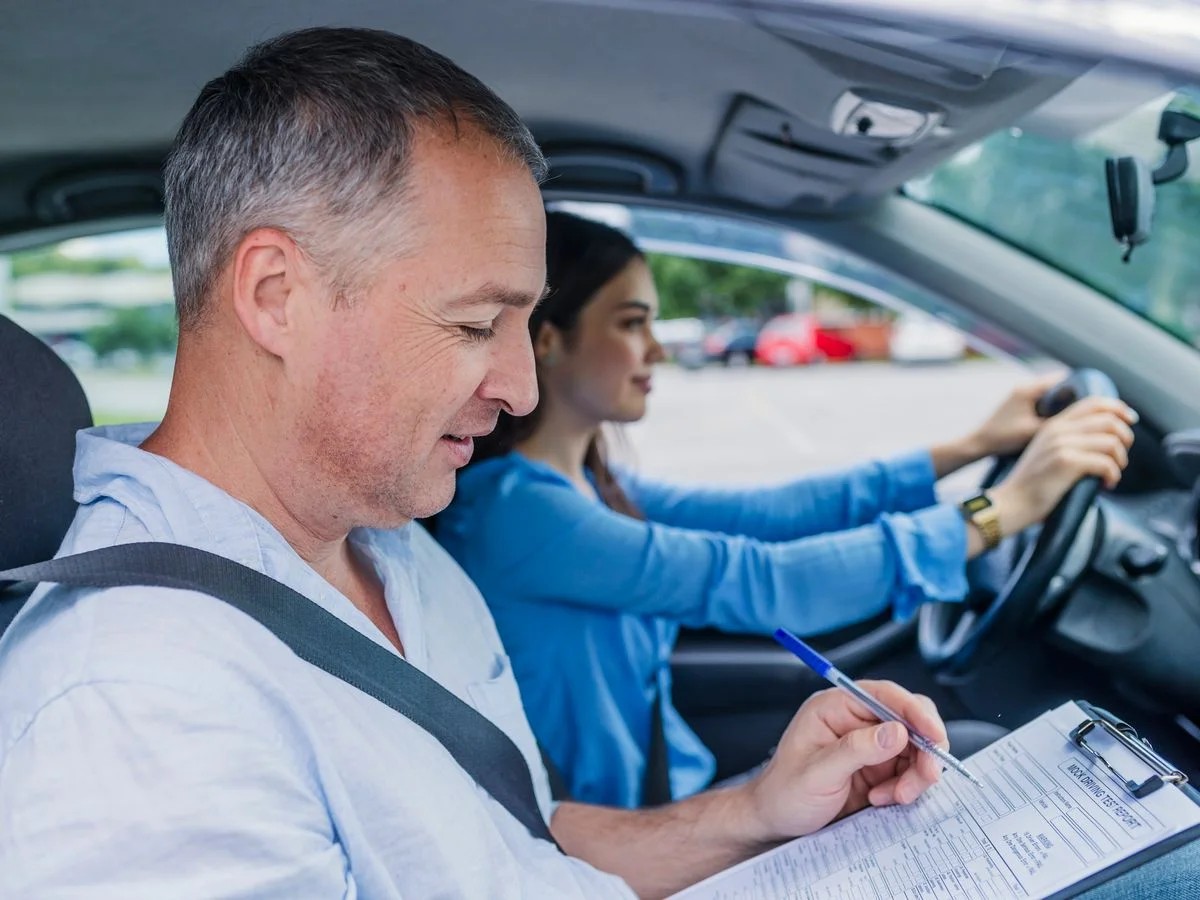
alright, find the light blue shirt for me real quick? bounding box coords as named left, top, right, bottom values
left=437, top=451, right=968, bottom=808
left=0, top=425, right=633, bottom=899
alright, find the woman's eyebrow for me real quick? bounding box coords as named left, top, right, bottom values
left=614, top=300, right=653, bottom=313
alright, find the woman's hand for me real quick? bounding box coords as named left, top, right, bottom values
left=932, top=374, right=1137, bottom=484
left=931, top=374, right=1065, bottom=478
left=733, top=681, right=948, bottom=843
left=989, top=395, right=1137, bottom=535
left=970, top=373, right=1066, bottom=459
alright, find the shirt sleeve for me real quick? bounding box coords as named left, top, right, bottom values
left=0, top=680, right=351, bottom=899
left=479, top=472, right=968, bottom=634
left=618, top=450, right=940, bottom=543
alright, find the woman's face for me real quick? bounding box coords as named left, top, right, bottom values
left=543, top=256, right=666, bottom=425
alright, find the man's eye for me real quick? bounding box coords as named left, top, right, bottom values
left=460, top=324, right=497, bottom=342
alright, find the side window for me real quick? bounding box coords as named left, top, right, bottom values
left=554, top=205, right=1045, bottom=500
left=1, top=226, right=175, bottom=426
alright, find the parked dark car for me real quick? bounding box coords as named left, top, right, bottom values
left=702, top=318, right=761, bottom=365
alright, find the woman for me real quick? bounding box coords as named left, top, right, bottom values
left=436, top=211, right=1136, bottom=808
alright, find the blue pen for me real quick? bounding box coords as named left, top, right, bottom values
left=773, top=628, right=984, bottom=788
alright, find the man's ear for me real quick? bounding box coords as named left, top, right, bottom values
left=229, top=227, right=311, bottom=359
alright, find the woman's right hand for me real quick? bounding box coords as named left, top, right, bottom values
left=989, top=396, right=1137, bottom=536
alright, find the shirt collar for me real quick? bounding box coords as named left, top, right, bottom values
left=70, top=423, right=416, bottom=658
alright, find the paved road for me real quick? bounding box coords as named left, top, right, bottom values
left=77, top=366, right=173, bottom=425
left=623, top=358, right=1036, bottom=495
left=79, top=356, right=1037, bottom=496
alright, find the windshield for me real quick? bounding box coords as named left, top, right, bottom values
left=907, top=88, right=1200, bottom=346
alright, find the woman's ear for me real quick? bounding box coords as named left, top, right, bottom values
left=534, top=322, right=564, bottom=368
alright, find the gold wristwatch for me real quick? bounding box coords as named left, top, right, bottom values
left=961, top=492, right=1002, bottom=551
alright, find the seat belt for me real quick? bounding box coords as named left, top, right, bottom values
left=0, top=541, right=558, bottom=848
left=537, top=687, right=671, bottom=807
left=642, top=684, right=674, bottom=806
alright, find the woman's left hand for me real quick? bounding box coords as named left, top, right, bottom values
left=969, top=373, right=1064, bottom=459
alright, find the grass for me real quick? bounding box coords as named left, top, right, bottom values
left=90, top=410, right=161, bottom=426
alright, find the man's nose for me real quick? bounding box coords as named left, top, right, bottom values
left=483, top=329, right=539, bottom=417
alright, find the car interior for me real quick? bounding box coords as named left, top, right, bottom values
left=2, top=0, right=1200, bottom=793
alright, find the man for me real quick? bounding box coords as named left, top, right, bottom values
left=0, top=26, right=1187, bottom=899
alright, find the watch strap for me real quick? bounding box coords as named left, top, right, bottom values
left=961, top=492, right=1002, bottom=551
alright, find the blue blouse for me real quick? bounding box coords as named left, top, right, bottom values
left=436, top=450, right=967, bottom=808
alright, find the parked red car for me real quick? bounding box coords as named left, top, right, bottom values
left=753, top=313, right=856, bottom=367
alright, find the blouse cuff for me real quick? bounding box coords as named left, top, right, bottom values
left=883, top=449, right=941, bottom=513
left=882, top=502, right=969, bottom=621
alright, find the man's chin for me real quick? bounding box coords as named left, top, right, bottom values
left=403, top=479, right=458, bottom=523
left=353, top=485, right=454, bottom=533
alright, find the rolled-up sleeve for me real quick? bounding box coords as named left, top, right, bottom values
left=479, top=471, right=967, bottom=637
left=878, top=502, right=969, bottom=620
left=620, top=450, right=939, bottom=543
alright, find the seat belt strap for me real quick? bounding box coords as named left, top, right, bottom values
left=0, top=541, right=558, bottom=847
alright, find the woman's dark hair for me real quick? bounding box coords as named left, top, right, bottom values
left=471, top=210, right=645, bottom=518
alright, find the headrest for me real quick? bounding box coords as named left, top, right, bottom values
left=0, top=314, right=92, bottom=572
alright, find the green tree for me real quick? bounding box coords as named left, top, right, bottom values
left=11, top=248, right=160, bottom=279
left=813, top=284, right=893, bottom=318
left=85, top=305, right=178, bottom=362
left=646, top=253, right=790, bottom=320
left=915, top=125, right=1200, bottom=344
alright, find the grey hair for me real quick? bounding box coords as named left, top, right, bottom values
left=164, top=27, right=547, bottom=329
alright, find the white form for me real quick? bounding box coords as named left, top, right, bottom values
left=672, top=702, right=1200, bottom=900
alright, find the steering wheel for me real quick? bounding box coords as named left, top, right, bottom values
left=918, top=369, right=1119, bottom=675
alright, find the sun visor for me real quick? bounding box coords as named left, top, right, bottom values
left=757, top=13, right=1009, bottom=87
left=706, top=10, right=1091, bottom=211
left=708, top=95, right=927, bottom=211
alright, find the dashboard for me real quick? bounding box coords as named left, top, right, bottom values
left=1046, top=439, right=1200, bottom=721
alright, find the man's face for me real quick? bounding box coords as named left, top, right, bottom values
left=289, top=125, right=545, bottom=526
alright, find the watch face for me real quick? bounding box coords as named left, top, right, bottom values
left=963, top=495, right=992, bottom=515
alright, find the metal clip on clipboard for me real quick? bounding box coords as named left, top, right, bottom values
left=1068, top=706, right=1189, bottom=800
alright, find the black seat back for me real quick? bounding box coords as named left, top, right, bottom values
left=0, top=313, right=93, bottom=634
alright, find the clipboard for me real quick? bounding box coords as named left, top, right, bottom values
left=1053, top=699, right=1200, bottom=899
left=670, top=698, right=1199, bottom=900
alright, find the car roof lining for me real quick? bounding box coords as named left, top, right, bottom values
left=0, top=0, right=1104, bottom=237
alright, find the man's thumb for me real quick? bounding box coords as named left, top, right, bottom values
left=814, top=722, right=907, bottom=783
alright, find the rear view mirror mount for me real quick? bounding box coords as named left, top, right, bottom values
left=1106, top=108, right=1200, bottom=262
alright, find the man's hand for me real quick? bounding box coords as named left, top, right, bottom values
left=737, top=682, right=948, bottom=844
left=552, top=683, right=949, bottom=898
